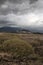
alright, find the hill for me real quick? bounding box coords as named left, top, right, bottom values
left=0, top=26, right=30, bottom=33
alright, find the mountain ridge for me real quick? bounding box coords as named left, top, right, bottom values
left=0, top=26, right=30, bottom=33
left=0, top=26, right=43, bottom=33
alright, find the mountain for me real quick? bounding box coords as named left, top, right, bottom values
left=23, top=26, right=43, bottom=34
left=0, top=26, right=43, bottom=34
left=0, top=26, right=30, bottom=33
left=0, top=27, right=21, bottom=33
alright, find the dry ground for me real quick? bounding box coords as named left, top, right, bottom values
left=0, top=33, right=43, bottom=65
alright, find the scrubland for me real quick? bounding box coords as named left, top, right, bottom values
left=0, top=33, right=43, bottom=65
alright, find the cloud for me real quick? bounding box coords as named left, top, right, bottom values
left=0, top=0, right=38, bottom=15
left=0, top=0, right=43, bottom=28
left=0, top=12, right=40, bottom=27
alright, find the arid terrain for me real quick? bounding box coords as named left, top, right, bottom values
left=0, top=33, right=43, bottom=65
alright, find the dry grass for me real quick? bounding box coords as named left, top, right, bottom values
left=0, top=33, right=43, bottom=65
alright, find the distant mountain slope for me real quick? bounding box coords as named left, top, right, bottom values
left=24, top=26, right=43, bottom=34
left=0, top=26, right=30, bottom=33
left=0, top=27, right=21, bottom=33
left=0, top=26, right=43, bottom=33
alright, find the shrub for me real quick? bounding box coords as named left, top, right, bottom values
left=2, top=38, right=34, bottom=60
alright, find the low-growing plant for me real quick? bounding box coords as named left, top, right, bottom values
left=2, top=38, right=34, bottom=60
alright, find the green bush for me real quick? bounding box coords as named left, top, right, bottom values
left=2, top=38, right=34, bottom=60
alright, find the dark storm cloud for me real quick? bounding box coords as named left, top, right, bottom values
left=29, top=0, right=38, bottom=4
left=9, top=0, right=38, bottom=4
left=9, top=0, right=23, bottom=4
left=0, top=0, right=43, bottom=27
left=0, top=20, right=8, bottom=24
left=0, top=0, right=38, bottom=6
left=0, top=0, right=38, bottom=15
left=0, top=0, right=26, bottom=4
left=0, top=20, right=8, bottom=27
left=0, top=0, right=6, bottom=5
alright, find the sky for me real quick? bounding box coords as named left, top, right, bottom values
left=0, top=0, right=43, bottom=28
